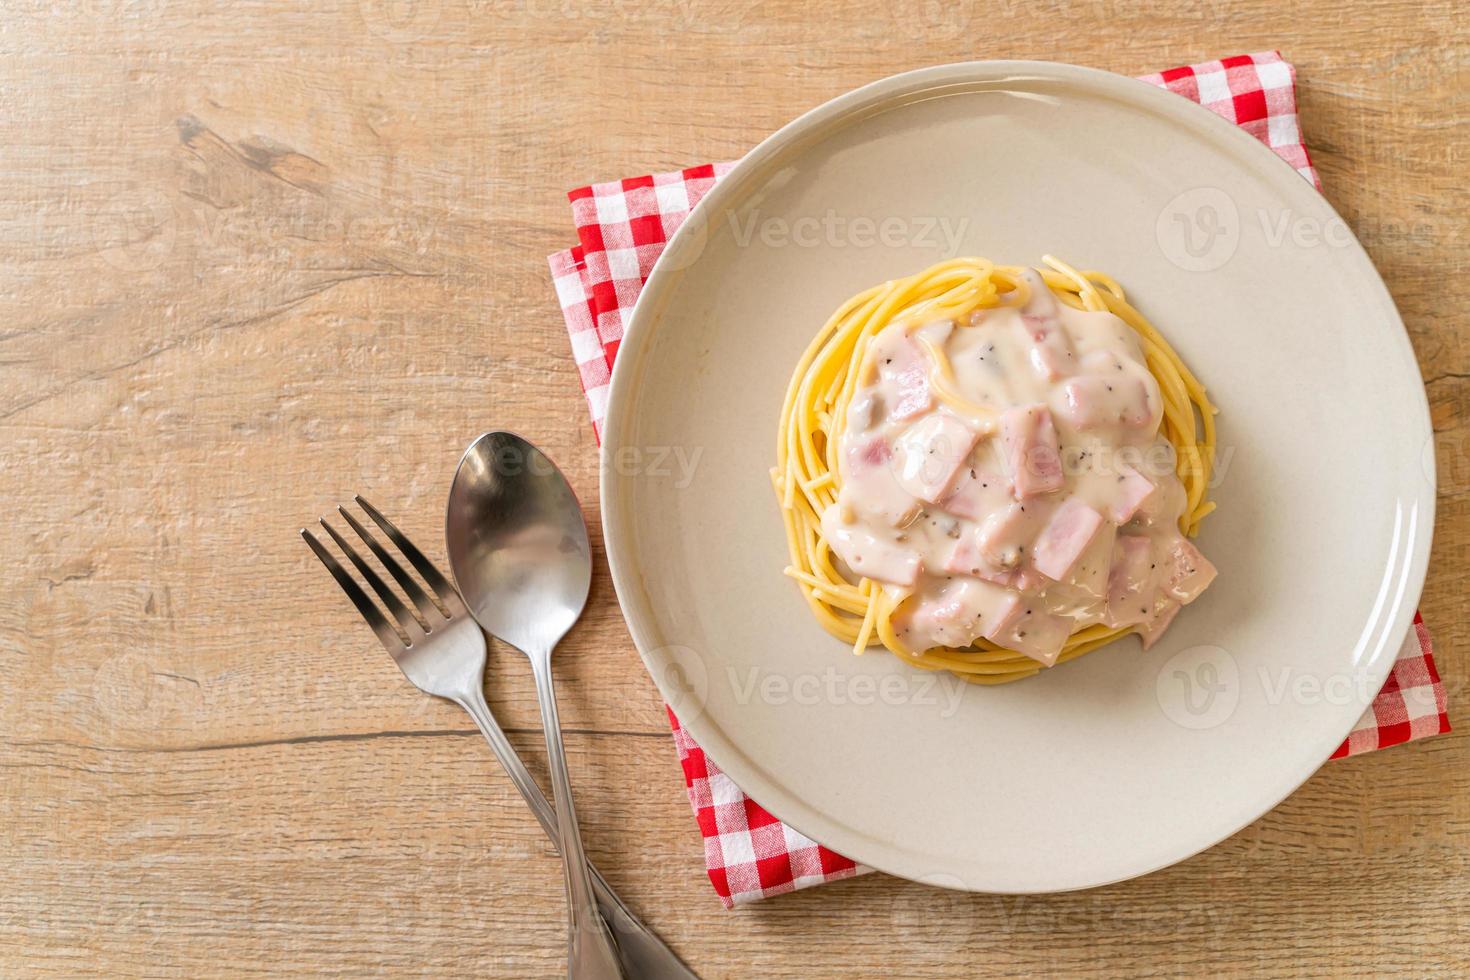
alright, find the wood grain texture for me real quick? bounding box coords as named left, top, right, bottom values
left=0, top=0, right=1466, bottom=976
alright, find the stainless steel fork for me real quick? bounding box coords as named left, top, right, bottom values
left=302, top=496, right=697, bottom=980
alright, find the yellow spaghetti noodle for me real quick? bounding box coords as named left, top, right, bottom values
left=772, top=256, right=1217, bottom=684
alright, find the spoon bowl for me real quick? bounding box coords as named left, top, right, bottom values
left=447, top=431, right=592, bottom=656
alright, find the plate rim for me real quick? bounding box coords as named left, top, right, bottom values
left=599, top=59, right=1435, bottom=892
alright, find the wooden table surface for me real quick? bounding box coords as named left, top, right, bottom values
left=2, top=1, right=1466, bottom=976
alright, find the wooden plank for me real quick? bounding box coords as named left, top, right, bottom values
left=0, top=0, right=1465, bottom=975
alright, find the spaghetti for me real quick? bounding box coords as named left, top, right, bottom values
left=772, top=256, right=1217, bottom=684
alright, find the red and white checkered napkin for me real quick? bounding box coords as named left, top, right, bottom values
left=547, top=52, right=1450, bottom=906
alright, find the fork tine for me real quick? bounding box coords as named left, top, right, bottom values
left=301, top=528, right=404, bottom=653
left=319, top=517, right=426, bottom=637
left=338, top=506, right=444, bottom=622
left=355, top=495, right=463, bottom=611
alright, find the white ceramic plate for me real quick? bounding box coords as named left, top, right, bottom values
left=600, top=61, right=1433, bottom=892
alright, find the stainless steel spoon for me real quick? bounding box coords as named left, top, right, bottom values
left=446, top=431, right=624, bottom=980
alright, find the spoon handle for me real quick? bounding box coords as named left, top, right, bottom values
left=530, top=652, right=626, bottom=980
left=455, top=686, right=699, bottom=979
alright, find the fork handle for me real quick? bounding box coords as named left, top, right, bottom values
left=456, top=687, right=699, bottom=980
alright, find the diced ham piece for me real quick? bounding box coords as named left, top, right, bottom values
left=1018, top=312, right=1075, bottom=381
left=975, top=565, right=1025, bottom=591
left=1056, top=376, right=1107, bottom=429
left=893, top=413, right=979, bottom=503
left=889, top=367, right=930, bottom=421
left=975, top=502, right=1033, bottom=569
left=1005, top=566, right=1046, bottom=593
left=1132, top=373, right=1162, bottom=430
left=1014, top=566, right=1046, bottom=591
left=1162, top=536, right=1217, bottom=604
left=1068, top=519, right=1116, bottom=598
left=943, top=531, right=986, bottom=578
left=840, top=436, right=919, bottom=528
left=1031, top=496, right=1105, bottom=583
left=1107, top=462, right=1157, bottom=524
left=938, top=464, right=1011, bottom=521
left=1104, top=535, right=1156, bottom=628
left=985, top=596, right=1071, bottom=667
left=1011, top=611, right=1071, bottom=666
left=907, top=578, right=992, bottom=649
left=1066, top=378, right=1108, bottom=427
left=1128, top=448, right=1181, bottom=528
left=856, top=436, right=888, bottom=467
left=820, top=505, right=921, bottom=586
left=875, top=334, right=932, bottom=422
left=1137, top=601, right=1181, bottom=650
left=979, top=592, right=1024, bottom=643
left=1000, top=404, right=1065, bottom=499
left=1056, top=375, right=1155, bottom=430
left=942, top=528, right=1042, bottom=593
left=982, top=562, right=1044, bottom=593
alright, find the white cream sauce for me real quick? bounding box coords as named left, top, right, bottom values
left=825, top=270, right=1215, bottom=666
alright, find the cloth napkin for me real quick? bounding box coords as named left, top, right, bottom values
left=547, top=52, right=1451, bottom=907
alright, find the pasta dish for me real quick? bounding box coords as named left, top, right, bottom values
left=773, top=256, right=1218, bottom=684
